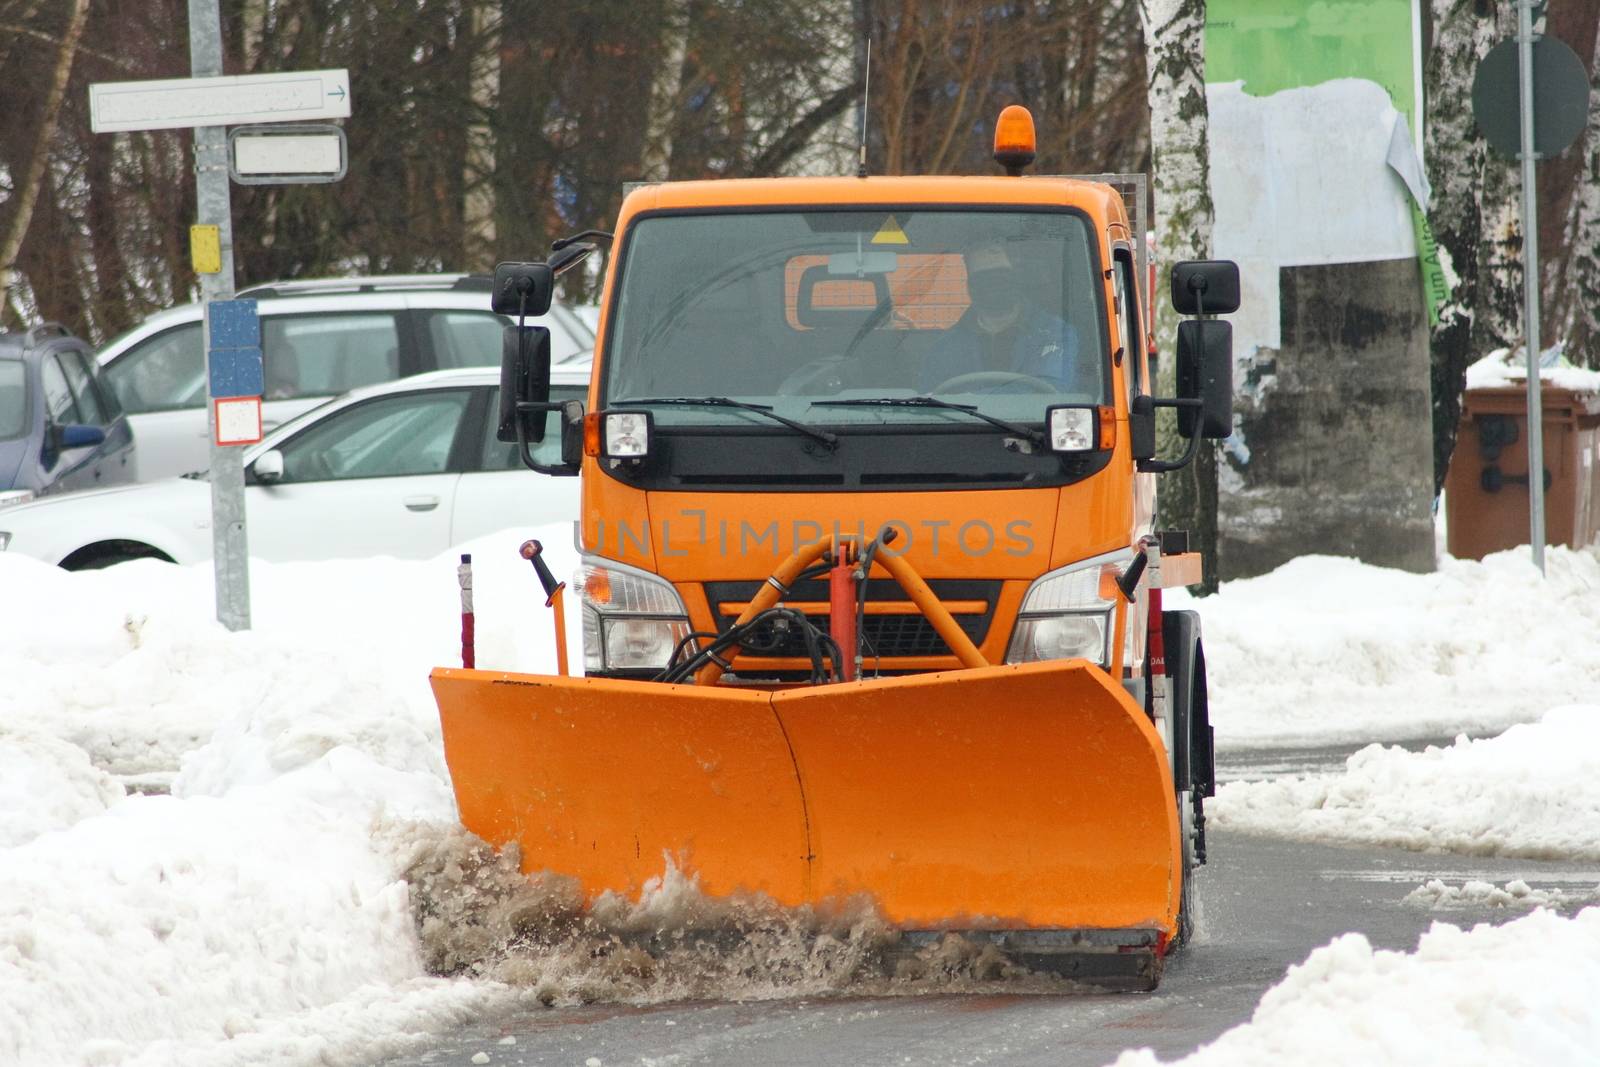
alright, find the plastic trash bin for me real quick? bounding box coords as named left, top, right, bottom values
left=1444, top=384, right=1600, bottom=559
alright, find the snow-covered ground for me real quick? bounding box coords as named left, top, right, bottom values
left=3, top=533, right=1598, bottom=1064
left=1211, top=705, right=1600, bottom=859
left=1171, top=547, right=1600, bottom=747
left=1113, top=907, right=1600, bottom=1067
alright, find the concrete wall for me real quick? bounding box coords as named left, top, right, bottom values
left=1218, top=258, right=1436, bottom=578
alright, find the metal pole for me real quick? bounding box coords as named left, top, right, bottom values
left=1517, top=0, right=1546, bottom=575
left=188, top=0, right=251, bottom=626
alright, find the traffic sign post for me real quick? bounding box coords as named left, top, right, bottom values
left=1470, top=2, right=1589, bottom=577
left=187, top=0, right=252, bottom=631
left=89, top=4, right=350, bottom=630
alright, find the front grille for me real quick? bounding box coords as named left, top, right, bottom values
left=706, top=577, right=999, bottom=660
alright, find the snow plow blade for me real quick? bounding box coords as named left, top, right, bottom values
left=432, top=659, right=1181, bottom=989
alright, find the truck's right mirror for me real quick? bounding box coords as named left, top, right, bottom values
left=498, top=325, right=551, bottom=444
left=1170, top=260, right=1241, bottom=316
left=1176, top=320, right=1233, bottom=439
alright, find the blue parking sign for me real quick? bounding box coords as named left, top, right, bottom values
left=208, top=345, right=264, bottom=398
left=209, top=299, right=260, bottom=347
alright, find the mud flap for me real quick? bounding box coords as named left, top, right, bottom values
left=432, top=659, right=1181, bottom=961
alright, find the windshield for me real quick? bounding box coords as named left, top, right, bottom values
left=602, top=209, right=1107, bottom=429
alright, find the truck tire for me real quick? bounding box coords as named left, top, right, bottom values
left=1161, top=609, right=1213, bottom=948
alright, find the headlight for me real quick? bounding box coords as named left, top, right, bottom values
left=574, top=555, right=690, bottom=672
left=1004, top=549, right=1130, bottom=666
left=0, top=489, right=33, bottom=508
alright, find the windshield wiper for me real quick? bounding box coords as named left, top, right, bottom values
left=618, top=396, right=838, bottom=449
left=811, top=396, right=1044, bottom=447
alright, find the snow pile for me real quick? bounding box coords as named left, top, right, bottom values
left=1464, top=344, right=1600, bottom=398
left=1211, top=705, right=1600, bottom=859
left=0, top=729, right=123, bottom=848
left=0, top=529, right=580, bottom=780
left=1171, top=547, right=1600, bottom=746
left=1110, top=907, right=1600, bottom=1067
left=1404, top=878, right=1599, bottom=911
left=0, top=527, right=579, bottom=1067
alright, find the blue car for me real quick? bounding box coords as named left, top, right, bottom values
left=0, top=324, right=136, bottom=506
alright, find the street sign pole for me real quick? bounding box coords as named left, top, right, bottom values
left=1517, top=0, right=1546, bottom=575
left=188, top=0, right=251, bottom=629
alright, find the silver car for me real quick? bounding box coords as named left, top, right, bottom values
left=97, top=274, right=593, bottom=480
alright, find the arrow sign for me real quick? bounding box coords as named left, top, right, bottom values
left=89, top=69, right=351, bottom=133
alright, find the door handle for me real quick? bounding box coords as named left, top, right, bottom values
left=404, top=495, right=440, bottom=512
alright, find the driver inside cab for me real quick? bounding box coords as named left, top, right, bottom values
left=918, top=240, right=1084, bottom=393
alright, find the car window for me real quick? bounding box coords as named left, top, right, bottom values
left=262, top=313, right=401, bottom=399
left=103, top=323, right=205, bottom=414
left=425, top=311, right=508, bottom=370
left=59, top=349, right=109, bottom=425
left=40, top=354, right=80, bottom=424
left=423, top=309, right=585, bottom=369
left=274, top=389, right=470, bottom=483
left=0, top=361, right=25, bottom=439
left=478, top=385, right=586, bottom=470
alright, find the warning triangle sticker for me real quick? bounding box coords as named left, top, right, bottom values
left=871, top=216, right=909, bottom=245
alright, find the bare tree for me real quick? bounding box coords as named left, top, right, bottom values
left=0, top=0, right=88, bottom=327
left=1139, top=0, right=1218, bottom=591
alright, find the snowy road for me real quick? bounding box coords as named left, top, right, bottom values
left=377, top=823, right=1600, bottom=1067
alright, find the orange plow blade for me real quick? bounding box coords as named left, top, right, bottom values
left=432, top=659, right=1181, bottom=989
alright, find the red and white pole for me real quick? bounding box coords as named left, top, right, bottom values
left=458, top=552, right=475, bottom=669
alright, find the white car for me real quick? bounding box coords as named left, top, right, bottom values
left=0, top=365, right=589, bottom=568
left=97, top=274, right=593, bottom=481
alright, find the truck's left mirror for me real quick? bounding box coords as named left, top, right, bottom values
left=498, top=325, right=551, bottom=443
left=491, top=261, right=554, bottom=317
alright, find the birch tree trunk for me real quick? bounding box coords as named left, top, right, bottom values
left=640, top=0, right=689, bottom=182
left=1551, top=13, right=1600, bottom=369
left=0, top=0, right=88, bottom=326
left=462, top=0, right=500, bottom=271
left=1139, top=0, right=1218, bottom=591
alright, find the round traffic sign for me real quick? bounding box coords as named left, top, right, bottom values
left=1471, top=36, right=1591, bottom=159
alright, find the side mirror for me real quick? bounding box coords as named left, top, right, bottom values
left=1171, top=260, right=1241, bottom=316
left=547, top=243, right=595, bottom=277
left=252, top=449, right=284, bottom=484
left=1129, top=394, right=1157, bottom=460
left=53, top=423, right=106, bottom=450
left=1175, top=320, right=1234, bottom=439
left=497, top=325, right=552, bottom=444
left=490, top=262, right=554, bottom=317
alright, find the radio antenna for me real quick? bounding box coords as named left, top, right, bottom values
left=856, top=38, right=871, bottom=178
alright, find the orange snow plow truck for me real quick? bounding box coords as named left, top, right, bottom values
left=431, top=107, right=1239, bottom=990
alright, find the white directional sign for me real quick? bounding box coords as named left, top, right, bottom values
left=88, top=69, right=350, bottom=133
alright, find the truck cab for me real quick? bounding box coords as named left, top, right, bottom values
left=562, top=175, right=1222, bottom=684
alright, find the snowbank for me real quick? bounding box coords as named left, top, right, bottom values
left=0, top=527, right=577, bottom=1067
left=1111, top=907, right=1600, bottom=1067
left=1171, top=547, right=1600, bottom=746
left=1211, top=705, right=1600, bottom=860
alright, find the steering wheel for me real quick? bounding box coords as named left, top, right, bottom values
left=777, top=358, right=848, bottom=396
left=933, top=371, right=1060, bottom=396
